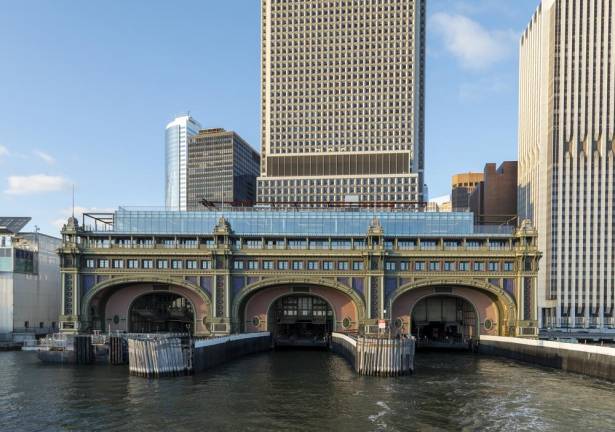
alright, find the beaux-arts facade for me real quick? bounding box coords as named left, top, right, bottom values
left=57, top=209, right=540, bottom=338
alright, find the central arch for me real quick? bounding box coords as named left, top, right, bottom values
left=232, top=277, right=366, bottom=334
left=267, top=293, right=335, bottom=347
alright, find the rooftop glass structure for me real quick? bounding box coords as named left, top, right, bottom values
left=85, top=208, right=513, bottom=237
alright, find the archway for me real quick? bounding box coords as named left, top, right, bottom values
left=129, top=292, right=195, bottom=334
left=82, top=277, right=212, bottom=336
left=234, top=278, right=364, bottom=335
left=410, top=295, right=479, bottom=348
left=267, top=294, right=334, bottom=347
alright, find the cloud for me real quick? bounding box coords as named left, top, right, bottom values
left=0, top=145, right=8, bottom=158
left=431, top=13, right=517, bottom=70
left=33, top=150, right=56, bottom=164
left=51, top=206, right=115, bottom=230
left=4, top=174, right=71, bottom=195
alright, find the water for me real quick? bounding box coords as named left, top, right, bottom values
left=1, top=350, right=615, bottom=432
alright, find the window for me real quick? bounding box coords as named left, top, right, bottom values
left=112, top=259, right=124, bottom=269
left=263, top=260, right=274, bottom=270
left=248, top=260, right=259, bottom=270
left=459, top=261, right=469, bottom=271
left=429, top=261, right=440, bottom=271
left=278, top=261, right=289, bottom=270
left=473, top=261, right=485, bottom=271
left=171, top=260, right=183, bottom=269
left=201, top=260, right=212, bottom=269
left=352, top=261, right=364, bottom=270
left=186, top=260, right=197, bottom=269
left=323, top=261, right=334, bottom=270
left=504, top=262, right=514, bottom=272
left=142, top=259, right=153, bottom=269
left=385, top=261, right=396, bottom=271
left=127, top=259, right=139, bottom=269
left=338, top=261, right=349, bottom=270
left=292, top=261, right=304, bottom=270
left=488, top=261, right=499, bottom=272
left=233, top=260, right=244, bottom=270
left=414, top=261, right=425, bottom=271
left=444, top=261, right=456, bottom=271
left=85, top=259, right=95, bottom=268
left=157, top=260, right=169, bottom=269
left=98, top=259, right=109, bottom=269
left=400, top=261, right=409, bottom=271
left=308, top=261, right=319, bottom=270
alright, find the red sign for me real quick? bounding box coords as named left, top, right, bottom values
left=378, top=319, right=386, bottom=329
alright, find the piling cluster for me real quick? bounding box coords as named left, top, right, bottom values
left=356, top=337, right=414, bottom=376
left=127, top=337, right=191, bottom=377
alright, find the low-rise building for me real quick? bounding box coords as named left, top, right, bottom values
left=0, top=217, right=61, bottom=342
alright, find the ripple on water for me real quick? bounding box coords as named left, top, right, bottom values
left=2, top=350, right=615, bottom=431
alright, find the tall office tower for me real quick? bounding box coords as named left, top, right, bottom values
left=186, top=128, right=260, bottom=210
left=518, top=0, right=615, bottom=330
left=165, top=115, right=202, bottom=210
left=258, top=0, right=426, bottom=206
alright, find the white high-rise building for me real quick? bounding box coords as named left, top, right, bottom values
left=257, top=0, right=426, bottom=206
left=518, top=0, right=615, bottom=330
left=165, top=115, right=202, bottom=210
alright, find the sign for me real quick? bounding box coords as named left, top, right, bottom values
left=378, top=319, right=386, bottom=329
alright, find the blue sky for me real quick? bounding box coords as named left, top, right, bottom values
left=0, top=0, right=540, bottom=236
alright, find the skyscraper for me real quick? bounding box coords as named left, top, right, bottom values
left=258, top=0, right=426, bottom=206
left=518, top=0, right=615, bottom=330
left=186, top=128, right=260, bottom=210
left=165, top=115, right=202, bottom=210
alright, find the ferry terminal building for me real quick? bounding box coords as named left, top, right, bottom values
left=58, top=208, right=540, bottom=344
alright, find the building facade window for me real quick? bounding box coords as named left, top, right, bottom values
left=429, top=261, right=440, bottom=271
left=112, top=259, right=124, bottom=269
left=186, top=260, right=197, bottom=269
left=352, top=261, right=364, bottom=271
left=142, top=259, right=153, bottom=269
left=233, top=260, right=244, bottom=270
left=248, top=260, right=259, bottom=270
left=323, top=261, right=333, bottom=270
left=172, top=260, right=183, bottom=269
left=444, top=261, right=456, bottom=271
left=201, top=260, right=212, bottom=269
left=292, top=260, right=304, bottom=270
left=98, top=259, right=109, bottom=268
left=157, top=260, right=169, bottom=269
left=127, top=259, right=139, bottom=269
left=278, top=261, right=289, bottom=270
left=308, top=261, right=319, bottom=270
left=414, top=261, right=425, bottom=271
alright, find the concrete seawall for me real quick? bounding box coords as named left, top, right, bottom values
left=192, top=332, right=272, bottom=373
left=479, top=336, right=615, bottom=381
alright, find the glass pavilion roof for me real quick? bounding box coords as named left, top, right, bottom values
left=87, top=208, right=513, bottom=237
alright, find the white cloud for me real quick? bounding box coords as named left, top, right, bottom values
left=431, top=13, right=517, bottom=70
left=0, top=145, right=8, bottom=158
left=33, top=150, right=56, bottom=164
left=51, top=206, right=115, bottom=230
left=4, top=174, right=71, bottom=195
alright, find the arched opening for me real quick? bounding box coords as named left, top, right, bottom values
left=267, top=294, right=334, bottom=347
left=411, top=295, right=479, bottom=348
left=129, top=292, right=195, bottom=334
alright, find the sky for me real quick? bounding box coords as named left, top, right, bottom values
left=0, top=0, right=540, bottom=236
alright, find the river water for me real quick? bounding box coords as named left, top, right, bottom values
left=1, top=350, right=614, bottom=431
